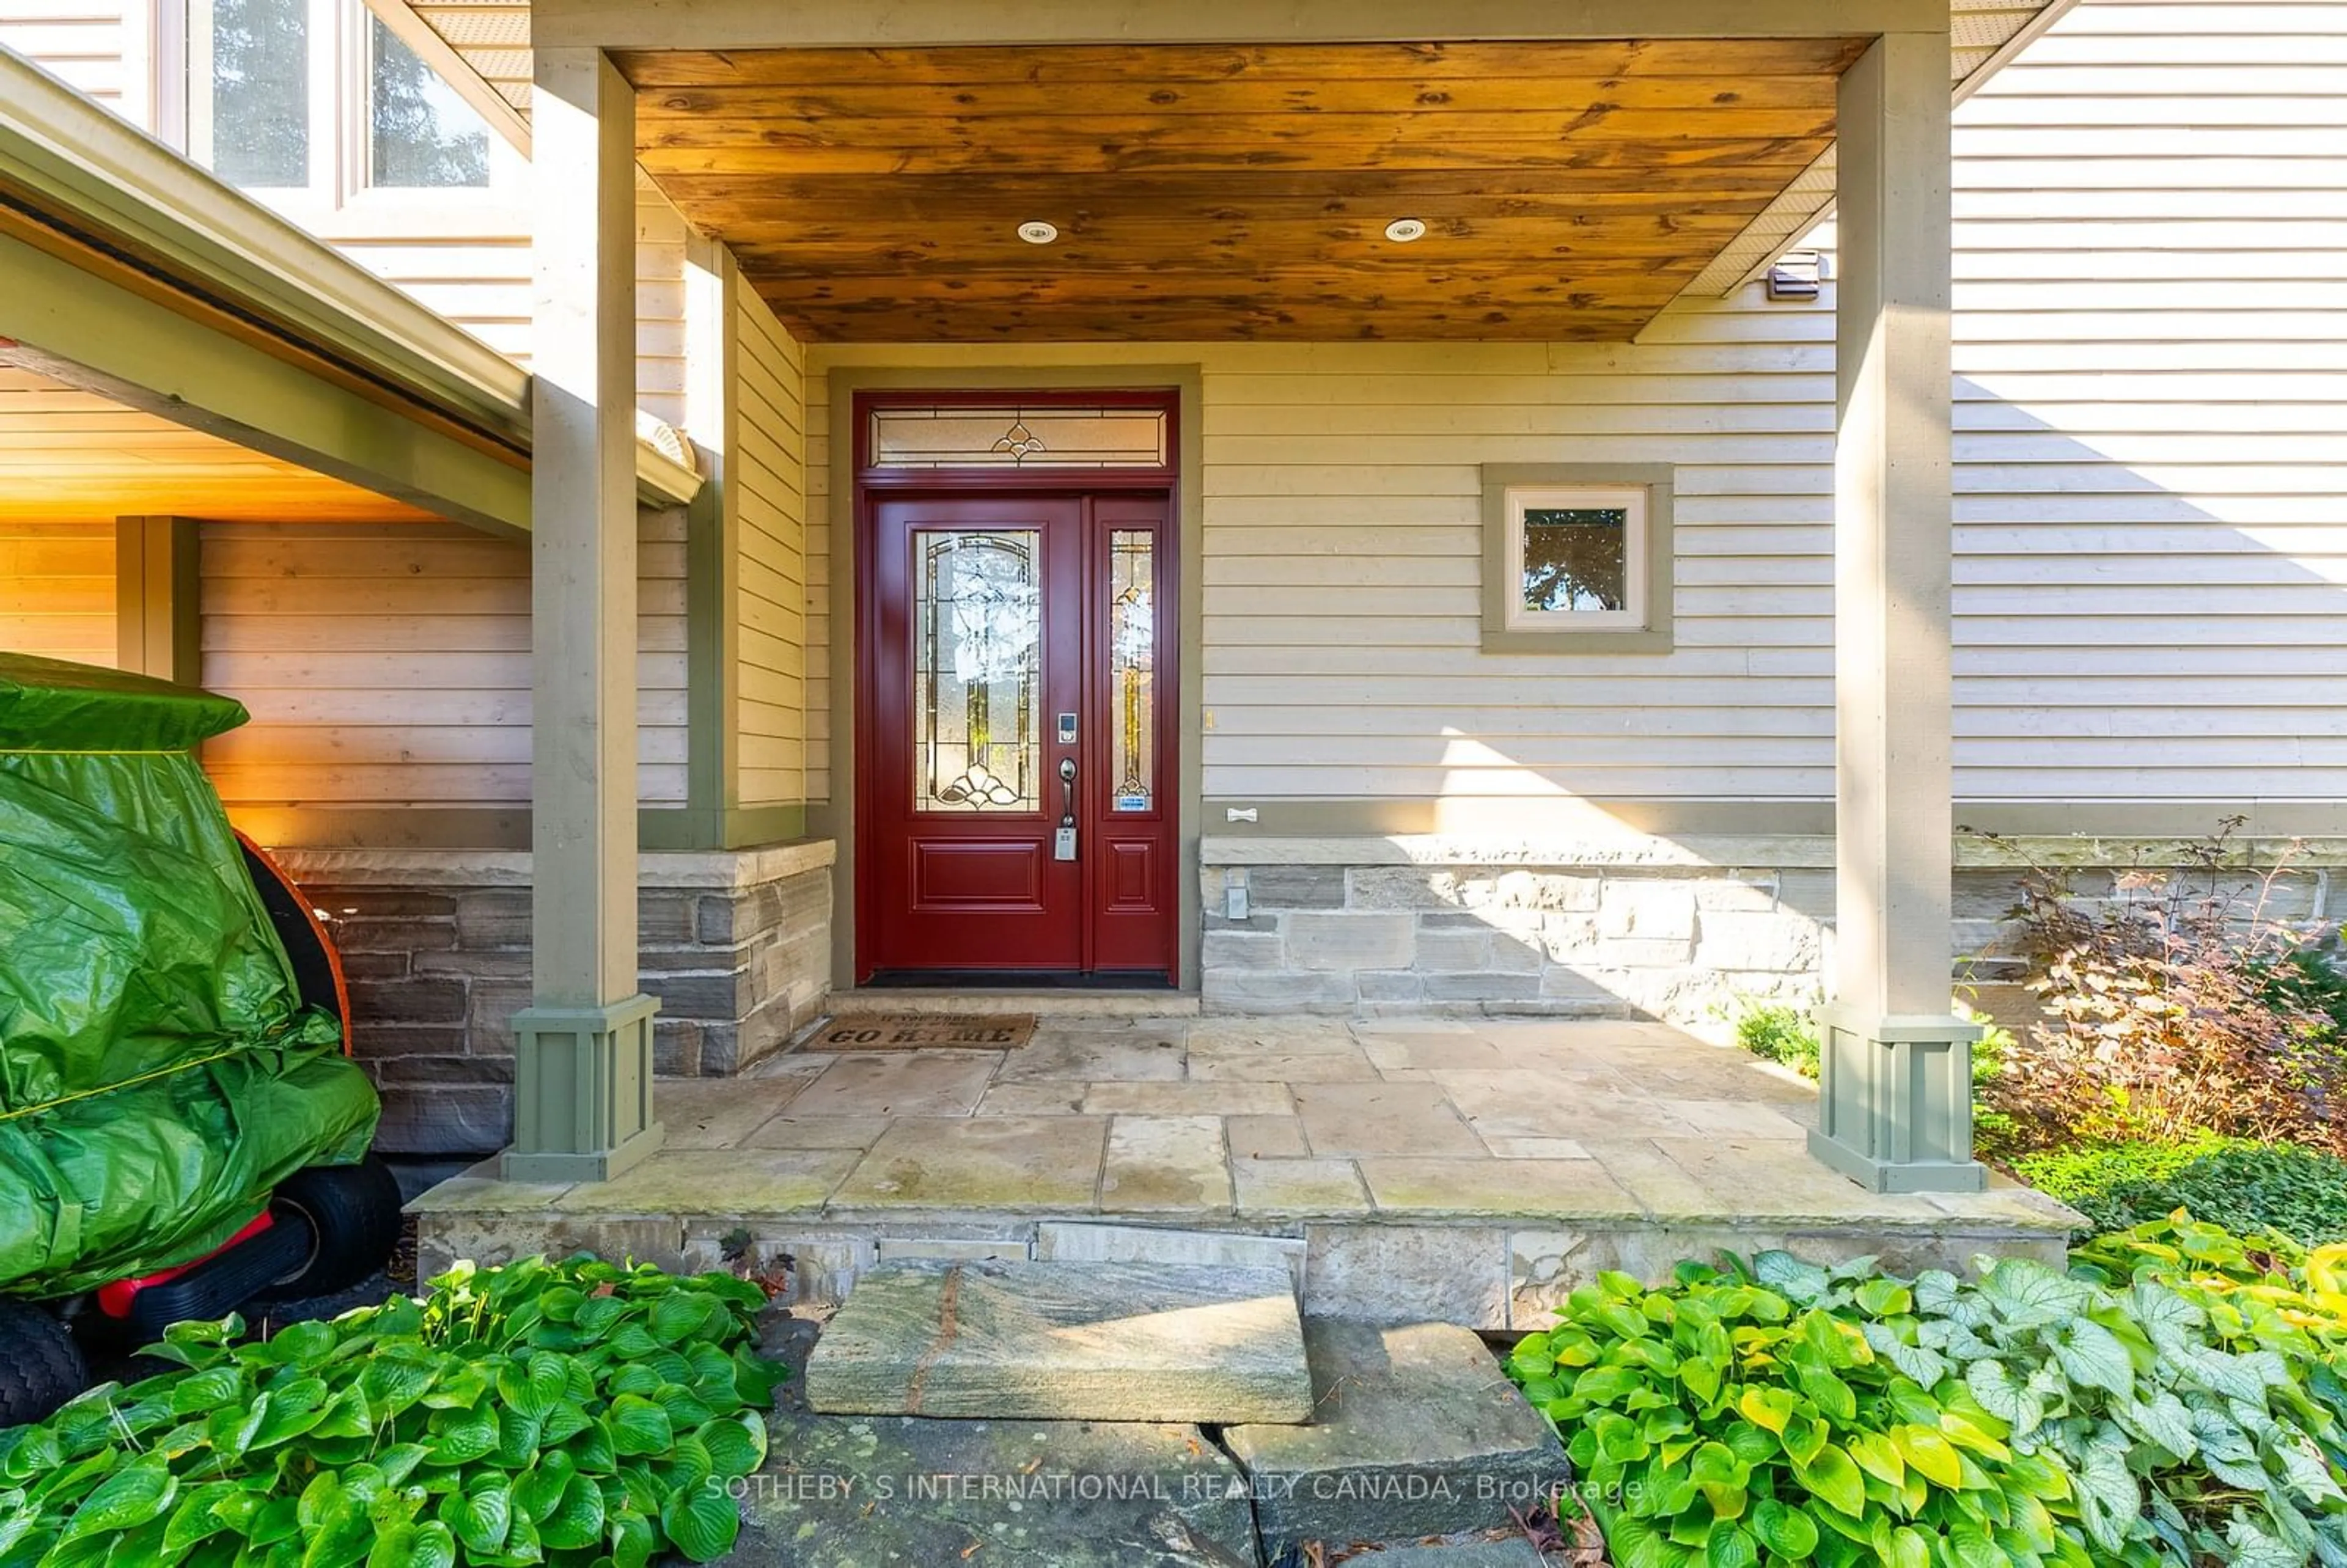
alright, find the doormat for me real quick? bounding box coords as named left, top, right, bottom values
left=814, top=1014, right=1037, bottom=1051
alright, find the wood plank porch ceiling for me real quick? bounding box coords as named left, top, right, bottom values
left=617, top=39, right=1868, bottom=342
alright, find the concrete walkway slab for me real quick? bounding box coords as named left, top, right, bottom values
left=804, top=1259, right=1315, bottom=1424
left=1331, top=1542, right=1551, bottom=1567
left=831, top=1116, right=1108, bottom=1209
left=1223, top=1319, right=1568, bottom=1557
left=738, top=1412, right=1259, bottom=1568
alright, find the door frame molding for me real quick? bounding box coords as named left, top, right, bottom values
left=824, top=370, right=1203, bottom=991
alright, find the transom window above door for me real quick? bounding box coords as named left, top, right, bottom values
left=869, top=405, right=1169, bottom=471
left=169, top=0, right=516, bottom=211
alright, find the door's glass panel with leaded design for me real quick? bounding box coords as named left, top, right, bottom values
left=872, top=406, right=1169, bottom=469
left=914, top=530, right=1041, bottom=811
left=1108, top=530, right=1155, bottom=813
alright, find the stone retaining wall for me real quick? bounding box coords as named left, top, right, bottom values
left=414, top=1211, right=2069, bottom=1330
left=273, top=841, right=836, bottom=1154
left=1199, top=833, right=2336, bottom=1024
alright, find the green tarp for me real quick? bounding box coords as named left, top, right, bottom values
left=0, top=654, right=379, bottom=1296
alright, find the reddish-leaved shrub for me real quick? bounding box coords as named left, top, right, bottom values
left=1980, top=819, right=2347, bottom=1157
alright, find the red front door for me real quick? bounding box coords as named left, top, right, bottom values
left=861, top=489, right=1177, bottom=981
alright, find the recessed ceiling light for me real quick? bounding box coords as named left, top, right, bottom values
left=1017, top=221, right=1059, bottom=244
left=1384, top=218, right=1428, bottom=243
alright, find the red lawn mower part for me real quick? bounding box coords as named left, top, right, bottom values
left=108, top=1209, right=317, bottom=1339
left=237, top=832, right=353, bottom=1053
left=95, top=1210, right=282, bottom=1319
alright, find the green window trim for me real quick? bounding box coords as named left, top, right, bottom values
left=1479, top=462, right=1675, bottom=654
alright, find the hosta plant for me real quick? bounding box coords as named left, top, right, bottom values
left=2077, top=1215, right=2347, bottom=1372
left=1508, top=1247, right=2347, bottom=1567
left=1513, top=1255, right=2066, bottom=1568
left=0, top=1255, right=786, bottom=1567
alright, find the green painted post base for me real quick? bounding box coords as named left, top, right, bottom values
left=503, top=993, right=665, bottom=1183
left=1807, top=1003, right=1987, bottom=1195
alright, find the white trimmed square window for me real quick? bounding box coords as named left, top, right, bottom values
left=1481, top=464, right=1674, bottom=653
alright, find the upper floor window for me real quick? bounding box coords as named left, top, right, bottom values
left=364, top=14, right=490, bottom=187
left=195, top=0, right=309, bottom=187
left=177, top=0, right=505, bottom=208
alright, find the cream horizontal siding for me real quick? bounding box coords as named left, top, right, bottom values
left=810, top=325, right=1845, bottom=810
left=316, top=176, right=692, bottom=428
left=1947, top=0, right=2347, bottom=804
left=0, top=521, right=112, bottom=662
left=1194, top=323, right=1837, bottom=805
left=733, top=287, right=808, bottom=809
left=0, top=0, right=136, bottom=116
left=636, top=507, right=690, bottom=804
left=199, top=520, right=687, bottom=811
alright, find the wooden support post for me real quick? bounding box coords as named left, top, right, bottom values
left=1811, top=31, right=1984, bottom=1195
left=504, top=46, right=662, bottom=1182
left=113, top=515, right=200, bottom=684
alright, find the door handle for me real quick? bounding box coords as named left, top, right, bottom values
left=1054, top=758, right=1079, bottom=861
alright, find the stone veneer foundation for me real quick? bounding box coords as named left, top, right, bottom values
left=271, top=840, right=835, bottom=1154
left=1199, top=832, right=2337, bottom=1026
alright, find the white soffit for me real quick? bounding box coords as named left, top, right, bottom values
left=1681, top=0, right=2080, bottom=298
left=402, top=0, right=534, bottom=113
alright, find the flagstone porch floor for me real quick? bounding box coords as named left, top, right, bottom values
left=409, top=1014, right=2079, bottom=1329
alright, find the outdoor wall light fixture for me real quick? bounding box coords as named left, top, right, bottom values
left=1766, top=250, right=1823, bottom=301
left=1016, top=221, right=1060, bottom=244
left=1383, top=218, right=1428, bottom=243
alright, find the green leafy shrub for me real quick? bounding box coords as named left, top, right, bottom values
left=1508, top=1245, right=2347, bottom=1567
left=2074, top=1217, right=2347, bottom=1394
left=2014, top=1136, right=2250, bottom=1235
left=1729, top=1002, right=2021, bottom=1155
left=1735, top=1002, right=1821, bottom=1078
left=0, top=1255, right=785, bottom=1567
left=2022, top=1140, right=2347, bottom=1246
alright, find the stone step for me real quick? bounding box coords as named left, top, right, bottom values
left=740, top=1413, right=1259, bottom=1568
left=1224, top=1319, right=1570, bottom=1558
left=803, top=1258, right=1315, bottom=1425
left=825, top=988, right=1200, bottom=1018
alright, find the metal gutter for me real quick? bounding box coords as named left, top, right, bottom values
left=0, top=46, right=702, bottom=512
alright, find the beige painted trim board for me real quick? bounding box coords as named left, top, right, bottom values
left=1200, top=799, right=2347, bottom=841
left=114, top=516, right=200, bottom=685
left=222, top=805, right=812, bottom=852
left=542, top=0, right=1942, bottom=49
left=1202, top=830, right=2347, bottom=870
left=226, top=801, right=2347, bottom=857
